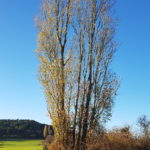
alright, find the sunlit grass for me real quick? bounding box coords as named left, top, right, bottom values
left=0, top=139, right=42, bottom=150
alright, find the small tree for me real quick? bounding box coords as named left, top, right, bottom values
left=43, top=126, right=48, bottom=138
left=137, top=115, right=150, bottom=139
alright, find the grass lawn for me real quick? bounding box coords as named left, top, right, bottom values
left=0, top=139, right=43, bottom=150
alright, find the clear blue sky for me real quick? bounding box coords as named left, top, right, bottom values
left=0, top=0, right=150, bottom=128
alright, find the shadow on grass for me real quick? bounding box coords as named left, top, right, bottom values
left=0, top=142, right=17, bottom=147
left=0, top=143, right=4, bottom=148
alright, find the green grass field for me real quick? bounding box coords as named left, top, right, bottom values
left=0, top=140, right=43, bottom=150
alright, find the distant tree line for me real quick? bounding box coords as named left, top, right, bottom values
left=0, top=119, right=51, bottom=139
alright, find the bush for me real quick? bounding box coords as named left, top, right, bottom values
left=45, top=130, right=150, bottom=150
left=86, top=130, right=150, bottom=150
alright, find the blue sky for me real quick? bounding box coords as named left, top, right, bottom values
left=0, top=0, right=150, bottom=128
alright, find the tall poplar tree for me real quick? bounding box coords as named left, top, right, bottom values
left=36, top=0, right=119, bottom=149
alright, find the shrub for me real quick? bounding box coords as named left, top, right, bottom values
left=45, top=129, right=150, bottom=150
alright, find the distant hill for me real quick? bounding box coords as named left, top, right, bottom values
left=0, top=119, right=50, bottom=139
